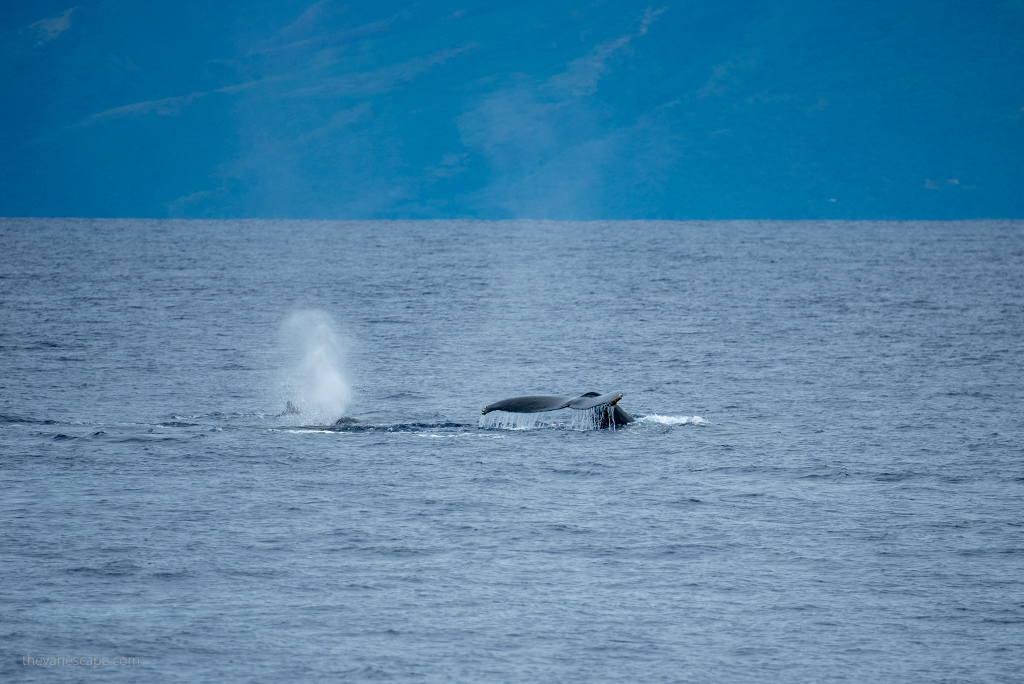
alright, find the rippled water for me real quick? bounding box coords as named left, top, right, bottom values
left=2, top=219, right=1022, bottom=682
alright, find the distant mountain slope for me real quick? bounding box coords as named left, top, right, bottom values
left=1, top=0, right=1021, bottom=218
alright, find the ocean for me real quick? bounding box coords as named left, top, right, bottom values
left=1, top=218, right=1022, bottom=682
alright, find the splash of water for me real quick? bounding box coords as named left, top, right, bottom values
left=277, top=310, right=352, bottom=424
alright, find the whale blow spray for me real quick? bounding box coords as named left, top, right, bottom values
left=278, top=310, right=352, bottom=424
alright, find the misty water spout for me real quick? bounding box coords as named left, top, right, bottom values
left=278, top=310, right=351, bottom=424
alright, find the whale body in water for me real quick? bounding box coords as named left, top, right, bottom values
left=482, top=391, right=634, bottom=428
left=283, top=392, right=635, bottom=429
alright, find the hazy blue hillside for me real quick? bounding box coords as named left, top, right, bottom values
left=2, top=0, right=1021, bottom=218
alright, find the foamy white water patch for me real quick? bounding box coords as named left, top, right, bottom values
left=276, top=310, right=352, bottom=425
left=277, top=429, right=338, bottom=434
left=637, top=414, right=708, bottom=426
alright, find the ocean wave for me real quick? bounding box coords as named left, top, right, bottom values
left=0, top=414, right=58, bottom=425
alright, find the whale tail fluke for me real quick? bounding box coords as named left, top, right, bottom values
left=481, top=391, right=634, bottom=428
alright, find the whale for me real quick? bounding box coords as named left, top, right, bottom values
left=482, top=391, right=634, bottom=428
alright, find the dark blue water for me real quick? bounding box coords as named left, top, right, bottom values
left=2, top=219, right=1022, bottom=682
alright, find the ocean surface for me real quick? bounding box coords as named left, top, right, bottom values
left=1, top=218, right=1022, bottom=682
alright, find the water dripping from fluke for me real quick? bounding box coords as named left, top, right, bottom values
left=479, top=411, right=544, bottom=430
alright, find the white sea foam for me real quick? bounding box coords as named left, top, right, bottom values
left=637, top=414, right=708, bottom=426
left=276, top=310, right=352, bottom=425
